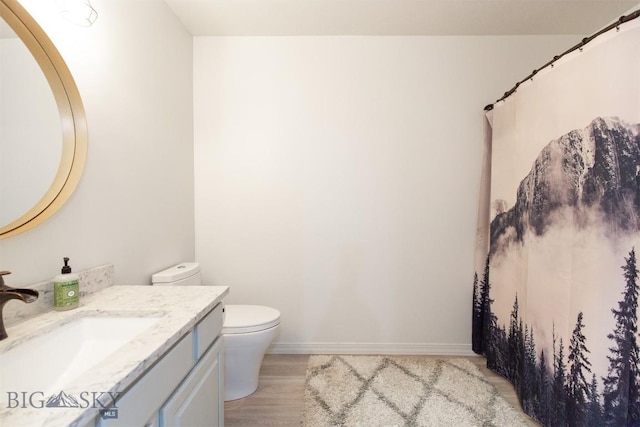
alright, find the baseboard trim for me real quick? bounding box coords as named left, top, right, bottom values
left=267, top=342, right=476, bottom=356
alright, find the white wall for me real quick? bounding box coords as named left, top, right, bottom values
left=0, top=0, right=194, bottom=287
left=194, top=35, right=581, bottom=353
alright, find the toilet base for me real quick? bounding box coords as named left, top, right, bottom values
left=224, top=354, right=261, bottom=401
left=223, top=324, right=280, bottom=401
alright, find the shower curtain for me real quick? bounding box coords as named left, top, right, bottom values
left=472, top=17, right=640, bottom=427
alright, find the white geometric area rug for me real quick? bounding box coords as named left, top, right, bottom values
left=302, top=355, right=531, bottom=427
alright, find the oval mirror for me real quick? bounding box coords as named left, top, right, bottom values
left=0, top=0, right=87, bottom=239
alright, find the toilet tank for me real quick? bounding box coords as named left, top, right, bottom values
left=151, top=262, right=202, bottom=286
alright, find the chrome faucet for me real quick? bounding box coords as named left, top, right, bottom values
left=0, top=271, right=39, bottom=340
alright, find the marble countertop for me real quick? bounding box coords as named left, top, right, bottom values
left=0, top=285, right=229, bottom=427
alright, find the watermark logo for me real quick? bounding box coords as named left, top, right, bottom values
left=45, top=391, right=79, bottom=408
left=6, top=391, right=120, bottom=419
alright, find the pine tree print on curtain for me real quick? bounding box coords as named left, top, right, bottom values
left=603, top=249, right=639, bottom=426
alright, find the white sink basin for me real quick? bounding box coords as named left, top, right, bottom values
left=0, top=315, right=160, bottom=395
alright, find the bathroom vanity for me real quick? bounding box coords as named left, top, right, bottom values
left=0, top=284, right=229, bottom=427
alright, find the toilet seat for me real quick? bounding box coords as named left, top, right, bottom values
left=223, top=305, right=280, bottom=334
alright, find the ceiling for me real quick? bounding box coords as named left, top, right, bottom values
left=164, top=0, right=640, bottom=36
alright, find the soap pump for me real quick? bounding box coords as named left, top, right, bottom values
left=53, top=257, right=79, bottom=311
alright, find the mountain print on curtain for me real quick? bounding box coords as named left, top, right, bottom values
left=489, top=117, right=640, bottom=255
left=473, top=116, right=640, bottom=426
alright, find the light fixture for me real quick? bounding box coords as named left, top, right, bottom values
left=56, top=0, right=98, bottom=27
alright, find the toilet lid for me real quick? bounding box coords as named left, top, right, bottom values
left=223, top=305, right=281, bottom=334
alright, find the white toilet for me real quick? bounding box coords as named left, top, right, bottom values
left=151, top=263, right=281, bottom=401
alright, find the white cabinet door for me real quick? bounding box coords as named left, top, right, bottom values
left=160, top=337, right=224, bottom=427
left=97, top=333, right=193, bottom=427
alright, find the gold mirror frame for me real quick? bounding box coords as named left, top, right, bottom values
left=0, top=0, right=87, bottom=239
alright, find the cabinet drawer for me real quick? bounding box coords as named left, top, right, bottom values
left=194, top=302, right=224, bottom=359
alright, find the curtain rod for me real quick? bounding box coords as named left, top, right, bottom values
left=484, top=8, right=640, bottom=111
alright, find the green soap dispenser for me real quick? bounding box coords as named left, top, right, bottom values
left=54, top=257, right=79, bottom=311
